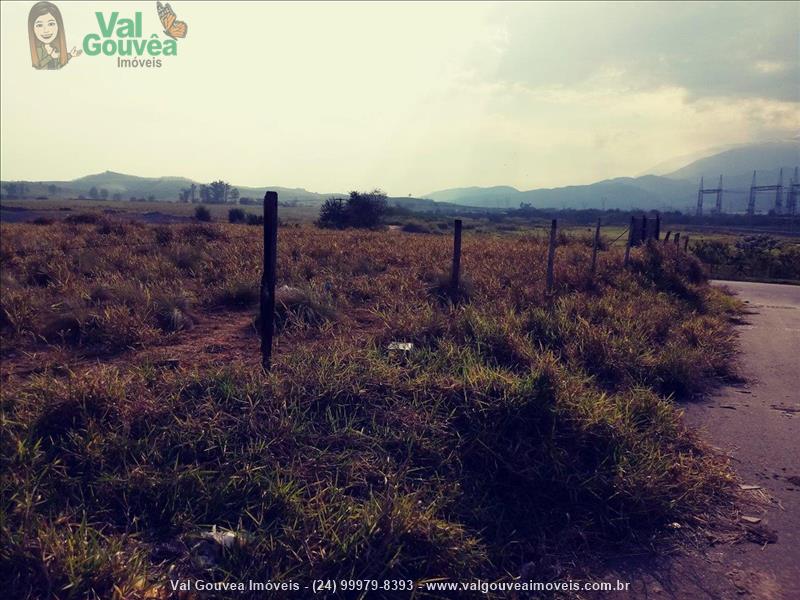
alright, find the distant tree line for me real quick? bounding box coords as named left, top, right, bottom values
left=1, top=182, right=29, bottom=198
left=179, top=181, right=240, bottom=204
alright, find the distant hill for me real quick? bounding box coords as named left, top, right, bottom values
left=1, top=171, right=341, bottom=205
left=422, top=140, right=800, bottom=212
left=4, top=140, right=798, bottom=213
left=663, top=141, right=799, bottom=182
left=424, top=177, right=697, bottom=211
left=425, top=186, right=521, bottom=205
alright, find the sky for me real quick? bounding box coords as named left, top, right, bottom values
left=1, top=1, right=798, bottom=195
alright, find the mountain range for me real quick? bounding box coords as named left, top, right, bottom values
left=2, top=140, right=798, bottom=213
left=423, top=140, right=799, bottom=213
left=2, top=171, right=336, bottom=206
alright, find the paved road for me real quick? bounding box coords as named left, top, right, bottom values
left=600, top=281, right=800, bottom=599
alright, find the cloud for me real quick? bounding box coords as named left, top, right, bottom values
left=479, top=2, right=799, bottom=103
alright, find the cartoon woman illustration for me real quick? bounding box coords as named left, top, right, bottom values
left=28, top=1, right=81, bottom=70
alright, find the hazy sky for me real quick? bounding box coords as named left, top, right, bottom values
left=1, top=1, right=798, bottom=195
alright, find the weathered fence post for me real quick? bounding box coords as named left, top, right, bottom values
left=624, top=216, right=634, bottom=267
left=261, top=191, right=278, bottom=372
left=684, top=236, right=690, bottom=251
left=546, top=219, right=557, bottom=293
left=664, top=231, right=671, bottom=242
left=640, top=215, right=648, bottom=244
left=673, top=231, right=681, bottom=246
left=451, top=219, right=462, bottom=291
left=654, top=212, right=661, bottom=241
left=590, top=218, right=601, bottom=277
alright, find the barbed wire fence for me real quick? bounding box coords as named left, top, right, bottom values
left=1, top=197, right=684, bottom=370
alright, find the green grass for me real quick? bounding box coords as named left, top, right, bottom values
left=0, top=222, right=743, bottom=598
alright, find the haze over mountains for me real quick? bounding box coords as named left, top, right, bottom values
left=424, top=140, right=800, bottom=212
left=2, top=140, right=798, bottom=213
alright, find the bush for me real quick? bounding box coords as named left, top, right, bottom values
left=194, top=205, right=212, bottom=222
left=317, top=190, right=387, bottom=229
left=228, top=208, right=246, bottom=224
left=214, top=281, right=259, bottom=308
left=253, top=286, right=338, bottom=331
left=401, top=222, right=431, bottom=234
left=692, top=235, right=800, bottom=281
left=64, top=213, right=101, bottom=225
left=317, top=197, right=348, bottom=229
left=246, top=213, right=264, bottom=226
left=152, top=293, right=195, bottom=332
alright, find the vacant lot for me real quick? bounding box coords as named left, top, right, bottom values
left=1, top=217, right=744, bottom=598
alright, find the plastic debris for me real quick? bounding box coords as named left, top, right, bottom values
left=388, top=342, right=413, bottom=351
left=741, top=515, right=762, bottom=524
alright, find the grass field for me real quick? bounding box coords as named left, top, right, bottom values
left=0, top=213, right=748, bottom=598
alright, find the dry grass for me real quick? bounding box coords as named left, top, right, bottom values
left=0, top=218, right=743, bottom=598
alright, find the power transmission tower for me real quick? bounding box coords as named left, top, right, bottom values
left=696, top=175, right=724, bottom=216
left=747, top=169, right=784, bottom=215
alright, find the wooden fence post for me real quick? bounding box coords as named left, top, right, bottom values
left=673, top=231, right=681, bottom=246
left=624, top=216, right=634, bottom=267
left=664, top=231, right=671, bottom=242
left=654, top=213, right=661, bottom=241
left=684, top=236, right=690, bottom=251
left=261, top=191, right=278, bottom=372
left=590, top=218, right=601, bottom=277
left=640, top=215, right=648, bottom=244
left=546, top=219, right=557, bottom=293
left=451, top=219, right=462, bottom=291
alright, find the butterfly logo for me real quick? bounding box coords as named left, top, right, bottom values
left=157, top=1, right=187, bottom=39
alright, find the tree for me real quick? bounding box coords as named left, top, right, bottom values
left=346, top=189, right=387, bottom=228
left=89, top=186, right=99, bottom=200
left=199, top=185, right=210, bottom=203
left=317, top=197, right=348, bottom=229
left=100, top=188, right=109, bottom=200
left=317, top=191, right=387, bottom=229
left=112, top=193, right=122, bottom=201
left=208, top=180, right=229, bottom=204
left=2, top=183, right=19, bottom=198
left=48, top=184, right=59, bottom=195
left=229, top=187, right=240, bottom=204
left=147, top=195, right=156, bottom=202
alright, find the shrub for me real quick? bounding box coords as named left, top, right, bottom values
left=152, top=293, right=195, bottom=332
left=692, top=236, right=800, bottom=281
left=317, top=197, right=348, bottom=229
left=194, top=205, right=212, bottom=222
left=214, top=281, right=259, bottom=308
left=253, top=286, right=337, bottom=331
left=64, top=213, right=101, bottom=225
left=425, top=270, right=473, bottom=305
left=153, top=226, right=174, bottom=245
left=401, top=222, right=431, bottom=234
left=317, top=190, right=387, bottom=229
left=228, top=208, right=246, bottom=224
left=246, top=213, right=264, bottom=226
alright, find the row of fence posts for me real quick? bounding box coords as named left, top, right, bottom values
left=663, top=229, right=691, bottom=251
left=258, top=192, right=688, bottom=371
